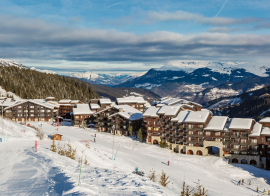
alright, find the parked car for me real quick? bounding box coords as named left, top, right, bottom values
left=87, top=124, right=96, bottom=129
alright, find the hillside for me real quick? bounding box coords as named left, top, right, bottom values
left=90, top=83, right=160, bottom=101
left=205, top=85, right=270, bottom=120
left=1, top=119, right=270, bottom=195
left=0, top=66, right=98, bottom=102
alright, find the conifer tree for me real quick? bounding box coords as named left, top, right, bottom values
left=159, top=170, right=170, bottom=187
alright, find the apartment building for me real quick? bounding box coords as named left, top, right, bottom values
left=73, top=104, right=94, bottom=127
left=58, top=99, right=83, bottom=118
left=116, top=96, right=149, bottom=112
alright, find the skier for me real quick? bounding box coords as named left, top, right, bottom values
left=135, top=167, right=138, bottom=174
left=238, top=180, right=241, bottom=185
left=167, top=161, right=170, bottom=166
left=95, top=133, right=96, bottom=137
left=242, top=179, right=244, bottom=185
left=263, top=189, right=266, bottom=195
left=94, top=138, right=96, bottom=143
left=41, top=124, right=42, bottom=127
left=249, top=179, right=251, bottom=185
left=257, top=186, right=259, bottom=192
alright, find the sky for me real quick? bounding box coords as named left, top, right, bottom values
left=0, top=0, right=270, bottom=75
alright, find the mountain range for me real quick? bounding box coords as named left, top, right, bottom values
left=115, top=61, right=270, bottom=104
left=70, top=71, right=146, bottom=86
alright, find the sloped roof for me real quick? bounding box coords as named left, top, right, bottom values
left=204, top=116, right=228, bottom=131
left=249, top=122, right=262, bottom=137
left=116, top=96, right=147, bottom=104
left=184, top=111, right=210, bottom=123
left=171, top=110, right=190, bottom=123
left=142, top=106, right=160, bottom=118
left=261, top=127, right=270, bottom=135
left=259, top=117, right=270, bottom=123
left=157, top=105, right=181, bottom=116
left=99, top=99, right=112, bottom=104
left=4, top=99, right=54, bottom=110
left=90, top=103, right=100, bottom=109
left=73, top=104, right=93, bottom=115
left=229, top=118, right=254, bottom=130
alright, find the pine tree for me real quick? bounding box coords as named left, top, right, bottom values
left=149, top=168, right=157, bottom=182
left=159, top=170, right=170, bottom=187
left=138, top=128, right=143, bottom=141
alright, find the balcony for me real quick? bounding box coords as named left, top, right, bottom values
left=240, top=142, right=248, bottom=146
left=240, top=135, right=248, bottom=139
left=231, top=135, right=239, bottom=138
left=223, top=141, right=230, bottom=145
left=223, top=134, right=230, bottom=138
left=249, top=142, right=258, bottom=146
left=249, top=148, right=258, bottom=152
left=231, top=141, right=240, bottom=145
left=231, top=148, right=240, bottom=152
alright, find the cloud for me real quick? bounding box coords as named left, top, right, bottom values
left=0, top=15, right=270, bottom=64
left=145, top=10, right=260, bottom=26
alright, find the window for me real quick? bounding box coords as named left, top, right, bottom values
left=24, top=110, right=28, bottom=112
left=148, top=127, right=151, bottom=130
left=30, top=106, right=34, bottom=108
left=47, top=110, right=51, bottom=112
left=188, top=124, right=193, bottom=128
left=251, top=139, right=257, bottom=143
left=189, top=143, right=193, bottom=147
left=148, top=121, right=151, bottom=124
left=30, top=110, right=34, bottom=112
left=75, top=116, right=79, bottom=119
left=198, top=125, right=203, bottom=128
left=40, top=110, right=44, bottom=112
left=18, top=106, right=21, bottom=108
left=140, top=105, right=143, bottom=107
left=18, top=110, right=22, bottom=113
left=123, top=126, right=126, bottom=129
left=206, top=132, right=211, bottom=136
left=215, top=132, right=220, bottom=136
left=30, top=114, right=34, bottom=117
left=189, top=131, right=193, bottom=134
left=216, top=138, right=221, bottom=142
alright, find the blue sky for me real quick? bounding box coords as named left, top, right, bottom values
left=0, top=0, right=270, bottom=75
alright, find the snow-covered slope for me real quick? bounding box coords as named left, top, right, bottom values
left=70, top=71, right=146, bottom=86
left=0, top=58, right=26, bottom=68
left=30, top=67, right=56, bottom=74
left=1, top=120, right=270, bottom=195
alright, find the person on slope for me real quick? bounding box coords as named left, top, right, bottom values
left=237, top=180, right=241, bottom=185
left=242, top=179, right=244, bottom=185
left=249, top=179, right=251, bottom=185
left=167, top=161, right=170, bottom=166
left=257, top=186, right=259, bottom=192
left=94, top=138, right=96, bottom=143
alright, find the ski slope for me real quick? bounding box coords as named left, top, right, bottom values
left=0, top=119, right=269, bottom=195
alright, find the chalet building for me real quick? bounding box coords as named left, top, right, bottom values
left=4, top=100, right=54, bottom=122
left=58, top=99, right=83, bottom=118
left=0, top=97, right=18, bottom=115
left=143, top=97, right=270, bottom=170
left=116, top=96, right=149, bottom=112
left=94, top=105, right=143, bottom=136
left=72, top=104, right=94, bottom=127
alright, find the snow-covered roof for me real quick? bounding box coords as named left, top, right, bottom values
left=94, top=104, right=140, bottom=116
left=171, top=111, right=190, bottom=123
left=108, top=112, right=143, bottom=121
left=4, top=99, right=54, bottom=110
left=259, top=117, right=270, bottom=123
left=116, top=96, right=146, bottom=104
left=261, top=127, right=270, bottom=135
left=46, top=97, right=55, bottom=99
left=142, top=106, right=160, bottom=118
left=90, top=103, right=100, bottom=109
left=70, top=100, right=80, bottom=104
left=99, top=99, right=112, bottom=105
left=145, top=102, right=151, bottom=108
left=204, top=116, right=229, bottom=131
left=157, top=105, right=181, bottom=116
left=229, top=118, right=254, bottom=130
left=73, top=104, right=93, bottom=115
left=184, top=111, right=210, bottom=124
left=59, top=99, right=71, bottom=104
left=0, top=98, right=18, bottom=107
left=249, top=122, right=262, bottom=137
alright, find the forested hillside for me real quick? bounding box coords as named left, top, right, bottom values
left=0, top=66, right=98, bottom=102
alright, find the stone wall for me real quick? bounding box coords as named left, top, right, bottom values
left=224, top=154, right=260, bottom=167
left=203, top=141, right=224, bottom=157
left=151, top=136, right=161, bottom=145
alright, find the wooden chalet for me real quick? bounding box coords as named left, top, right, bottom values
left=72, top=104, right=94, bottom=127
left=58, top=99, right=83, bottom=118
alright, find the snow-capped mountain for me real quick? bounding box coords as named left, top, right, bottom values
left=70, top=71, right=146, bottom=86
left=0, top=58, right=27, bottom=68
left=30, top=67, right=56, bottom=74
left=116, top=61, right=270, bottom=104
left=0, top=58, right=56, bottom=74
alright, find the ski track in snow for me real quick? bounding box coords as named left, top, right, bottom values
left=0, top=119, right=270, bottom=195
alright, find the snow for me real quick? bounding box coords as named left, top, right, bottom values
left=0, top=86, right=22, bottom=101
left=135, top=83, right=162, bottom=90
left=247, top=85, right=265, bottom=92
left=204, top=116, right=228, bottom=131
left=109, top=112, right=143, bottom=121
left=157, top=105, right=181, bottom=116
left=73, top=104, right=93, bottom=115
left=142, top=106, right=160, bottom=118
left=0, top=119, right=270, bottom=195
left=99, top=99, right=112, bottom=105
left=205, top=88, right=240, bottom=100
left=259, top=117, right=270, bottom=123
left=171, top=110, right=190, bottom=123
left=116, top=96, right=146, bottom=104
left=30, top=67, right=56, bottom=74
left=229, top=118, right=254, bottom=130
left=155, top=61, right=270, bottom=77
left=211, top=77, right=217, bottom=81
left=90, top=103, right=101, bottom=109
left=261, top=127, right=270, bottom=135
left=59, top=99, right=72, bottom=104
left=249, top=122, right=262, bottom=137
left=184, top=111, right=210, bottom=123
